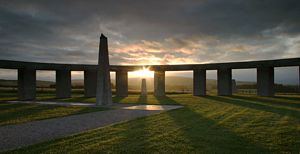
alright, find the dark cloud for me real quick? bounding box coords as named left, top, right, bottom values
left=0, top=0, right=299, bottom=84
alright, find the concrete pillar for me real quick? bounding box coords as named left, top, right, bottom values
left=154, top=70, right=165, bottom=96
left=193, top=69, right=206, bottom=96
left=96, top=34, right=112, bottom=106
left=18, top=68, right=36, bottom=100
left=56, top=69, right=71, bottom=98
left=84, top=70, right=97, bottom=97
left=141, top=78, right=147, bottom=96
left=217, top=68, right=232, bottom=96
left=116, top=70, right=128, bottom=97
left=257, top=67, right=274, bottom=96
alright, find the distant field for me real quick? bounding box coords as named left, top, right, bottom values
left=4, top=94, right=300, bottom=153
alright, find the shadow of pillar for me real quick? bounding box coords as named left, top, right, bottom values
left=205, top=95, right=300, bottom=119
left=154, top=95, right=180, bottom=105
left=161, top=96, right=270, bottom=153
left=137, top=95, right=147, bottom=104
left=112, top=96, right=127, bottom=103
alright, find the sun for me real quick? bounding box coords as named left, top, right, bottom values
left=129, top=67, right=153, bottom=78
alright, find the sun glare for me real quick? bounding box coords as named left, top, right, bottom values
left=129, top=67, right=153, bottom=78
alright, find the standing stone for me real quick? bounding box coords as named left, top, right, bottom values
left=18, top=68, right=36, bottom=100
left=116, top=70, right=128, bottom=97
left=257, top=67, right=274, bottom=96
left=84, top=70, right=97, bottom=97
left=141, top=78, right=147, bottom=96
left=56, top=69, right=71, bottom=98
left=96, top=34, right=112, bottom=106
left=217, top=68, right=232, bottom=96
left=154, top=70, right=165, bottom=96
left=193, top=69, right=206, bottom=96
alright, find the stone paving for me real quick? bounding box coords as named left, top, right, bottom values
left=0, top=102, right=182, bottom=152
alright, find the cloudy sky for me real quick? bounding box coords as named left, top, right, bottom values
left=0, top=0, right=299, bottom=84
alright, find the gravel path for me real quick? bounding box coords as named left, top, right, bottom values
left=0, top=104, right=182, bottom=152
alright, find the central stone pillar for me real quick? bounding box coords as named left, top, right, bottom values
left=84, top=69, right=97, bottom=97
left=96, top=34, right=112, bottom=106
left=154, top=70, right=165, bottom=96
left=56, top=69, right=71, bottom=98
left=257, top=67, right=274, bottom=96
left=193, top=69, right=206, bottom=96
left=116, top=70, right=128, bottom=97
left=217, top=68, right=232, bottom=96
left=141, top=78, right=147, bottom=96
left=18, top=68, right=36, bottom=100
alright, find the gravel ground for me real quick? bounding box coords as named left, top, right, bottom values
left=0, top=104, right=182, bottom=152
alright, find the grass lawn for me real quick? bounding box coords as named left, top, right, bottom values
left=3, top=94, right=300, bottom=153
left=0, top=102, right=107, bottom=126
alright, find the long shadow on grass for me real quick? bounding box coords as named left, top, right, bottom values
left=112, top=96, right=126, bottom=103
left=137, top=95, right=147, bottom=104
left=0, top=104, right=58, bottom=126
left=114, top=114, right=152, bottom=153
left=156, top=97, right=269, bottom=153
left=138, top=95, right=179, bottom=105
left=231, top=95, right=300, bottom=109
left=40, top=96, right=96, bottom=104
left=274, top=95, right=300, bottom=102
left=36, top=93, right=56, bottom=99
left=0, top=103, right=29, bottom=111
left=206, top=96, right=300, bottom=119
left=154, top=95, right=180, bottom=105
left=0, top=90, right=18, bottom=101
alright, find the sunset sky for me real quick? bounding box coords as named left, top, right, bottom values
left=0, top=0, right=299, bottom=84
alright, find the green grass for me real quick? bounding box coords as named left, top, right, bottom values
left=0, top=103, right=107, bottom=126
left=2, top=94, right=300, bottom=153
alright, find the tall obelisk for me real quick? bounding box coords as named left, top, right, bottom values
left=96, top=34, right=112, bottom=106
